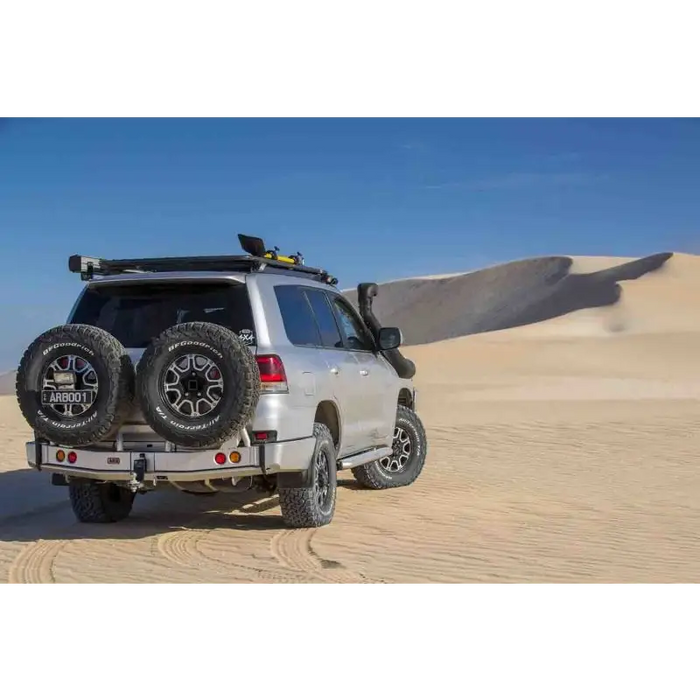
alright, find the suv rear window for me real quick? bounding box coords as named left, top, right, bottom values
left=70, top=282, right=256, bottom=348
left=274, top=286, right=323, bottom=346
left=275, top=285, right=346, bottom=349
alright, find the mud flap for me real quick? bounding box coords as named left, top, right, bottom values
left=34, top=432, right=44, bottom=471
left=276, top=441, right=314, bottom=489
left=276, top=467, right=314, bottom=489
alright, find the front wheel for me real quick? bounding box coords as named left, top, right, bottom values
left=352, top=405, right=427, bottom=490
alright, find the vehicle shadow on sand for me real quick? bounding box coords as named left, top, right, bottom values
left=0, top=468, right=362, bottom=544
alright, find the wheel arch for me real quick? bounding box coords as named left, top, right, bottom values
left=398, top=387, right=413, bottom=409
left=314, top=399, right=341, bottom=449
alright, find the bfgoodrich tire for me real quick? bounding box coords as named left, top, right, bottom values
left=278, top=423, right=337, bottom=528
left=69, top=479, right=135, bottom=523
left=352, top=405, right=427, bottom=490
left=15, top=324, right=135, bottom=447
left=136, top=322, right=261, bottom=449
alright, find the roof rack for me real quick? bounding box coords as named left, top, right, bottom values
left=68, top=253, right=339, bottom=286
left=68, top=233, right=338, bottom=285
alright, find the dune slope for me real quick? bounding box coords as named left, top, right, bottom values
left=344, top=251, right=678, bottom=344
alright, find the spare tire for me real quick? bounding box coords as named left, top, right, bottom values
left=136, top=322, right=261, bottom=449
left=16, top=324, right=135, bottom=447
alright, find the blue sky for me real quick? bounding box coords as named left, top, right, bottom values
left=1, top=118, right=699, bottom=369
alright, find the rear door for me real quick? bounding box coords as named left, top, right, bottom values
left=302, top=287, right=366, bottom=456
left=326, top=293, right=397, bottom=447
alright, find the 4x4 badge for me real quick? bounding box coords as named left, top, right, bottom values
left=239, top=329, right=255, bottom=345
left=107, top=457, right=121, bottom=465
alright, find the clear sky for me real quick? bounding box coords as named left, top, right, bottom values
left=1, top=117, right=699, bottom=369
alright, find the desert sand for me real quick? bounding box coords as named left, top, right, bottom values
left=1, top=252, right=699, bottom=583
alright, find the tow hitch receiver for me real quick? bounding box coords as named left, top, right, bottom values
left=129, top=455, right=148, bottom=492
left=134, top=456, right=147, bottom=482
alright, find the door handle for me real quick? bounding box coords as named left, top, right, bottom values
left=330, top=367, right=339, bottom=375
left=359, top=369, right=369, bottom=376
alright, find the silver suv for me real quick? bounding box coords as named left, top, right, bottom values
left=16, top=235, right=427, bottom=528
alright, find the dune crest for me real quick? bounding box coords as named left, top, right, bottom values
left=345, top=251, right=700, bottom=345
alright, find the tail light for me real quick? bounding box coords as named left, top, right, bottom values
left=256, top=355, right=288, bottom=393
left=252, top=430, right=277, bottom=444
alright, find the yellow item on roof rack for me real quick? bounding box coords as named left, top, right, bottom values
left=263, top=249, right=304, bottom=265
left=238, top=233, right=305, bottom=266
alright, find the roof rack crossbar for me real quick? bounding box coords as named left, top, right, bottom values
left=68, top=254, right=338, bottom=285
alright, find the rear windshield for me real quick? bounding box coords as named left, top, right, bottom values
left=70, top=282, right=256, bottom=348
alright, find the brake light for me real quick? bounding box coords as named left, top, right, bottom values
left=67, top=451, right=78, bottom=464
left=256, top=355, right=288, bottom=392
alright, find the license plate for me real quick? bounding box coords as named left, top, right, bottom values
left=41, top=390, right=95, bottom=406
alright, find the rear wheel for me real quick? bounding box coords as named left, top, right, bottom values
left=69, top=479, right=135, bottom=523
left=352, top=405, right=427, bottom=490
left=279, top=423, right=337, bottom=528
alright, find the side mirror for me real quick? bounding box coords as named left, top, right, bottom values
left=378, top=327, right=402, bottom=351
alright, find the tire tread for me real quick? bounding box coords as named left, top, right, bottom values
left=352, top=405, right=427, bottom=490
left=278, top=423, right=337, bottom=528
left=136, top=322, right=261, bottom=449
left=69, top=480, right=135, bottom=523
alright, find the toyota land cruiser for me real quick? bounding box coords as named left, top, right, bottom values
left=16, top=234, right=427, bottom=528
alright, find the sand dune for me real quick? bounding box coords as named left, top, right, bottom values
left=344, top=251, right=677, bottom=344
left=0, top=372, right=15, bottom=396
left=1, top=252, right=699, bottom=583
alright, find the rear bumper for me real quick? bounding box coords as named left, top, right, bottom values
left=25, top=436, right=316, bottom=484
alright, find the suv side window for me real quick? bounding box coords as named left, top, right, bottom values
left=274, top=286, right=323, bottom=347
left=305, top=288, right=344, bottom=349
left=329, top=295, right=375, bottom=352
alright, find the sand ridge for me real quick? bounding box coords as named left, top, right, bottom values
left=1, top=251, right=699, bottom=583
left=344, top=251, right=677, bottom=344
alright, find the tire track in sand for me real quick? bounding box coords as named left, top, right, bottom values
left=155, top=515, right=308, bottom=582
left=8, top=540, right=66, bottom=583
left=270, top=529, right=372, bottom=583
